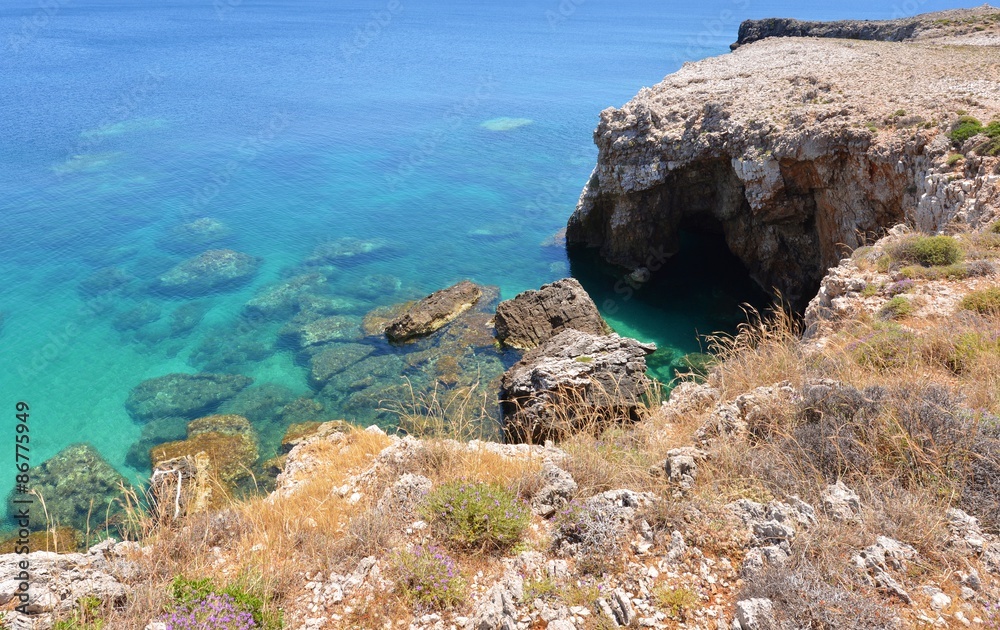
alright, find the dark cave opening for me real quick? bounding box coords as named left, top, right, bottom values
left=568, top=219, right=774, bottom=382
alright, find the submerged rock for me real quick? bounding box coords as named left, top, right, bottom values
left=320, top=354, right=407, bottom=399
left=78, top=267, right=133, bottom=299
left=124, top=415, right=189, bottom=470
left=217, top=383, right=297, bottom=425
left=189, top=322, right=275, bottom=372
left=168, top=301, right=212, bottom=337
left=284, top=315, right=364, bottom=349
left=155, top=249, right=260, bottom=295
left=309, top=343, right=376, bottom=387
left=9, top=444, right=126, bottom=532
left=277, top=397, right=328, bottom=425
left=494, top=278, right=611, bottom=350
left=385, top=280, right=483, bottom=342
left=125, top=372, right=253, bottom=422
left=353, top=274, right=403, bottom=300
left=306, top=237, right=389, bottom=265
left=112, top=300, right=161, bottom=332
left=157, top=217, right=232, bottom=254
left=243, top=273, right=327, bottom=319
left=500, top=329, right=656, bottom=442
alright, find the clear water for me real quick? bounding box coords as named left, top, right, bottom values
left=0, top=0, right=975, bottom=524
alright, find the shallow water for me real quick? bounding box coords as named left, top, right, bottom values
left=0, top=0, right=975, bottom=529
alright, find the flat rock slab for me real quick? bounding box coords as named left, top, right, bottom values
left=494, top=278, right=610, bottom=350
left=156, top=249, right=260, bottom=295
left=309, top=343, right=376, bottom=387
left=125, top=372, right=253, bottom=422
left=293, top=316, right=364, bottom=348
left=385, top=280, right=483, bottom=342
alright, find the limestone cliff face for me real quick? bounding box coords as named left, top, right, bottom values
left=568, top=34, right=1000, bottom=308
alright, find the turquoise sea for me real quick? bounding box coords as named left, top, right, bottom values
left=0, top=0, right=976, bottom=530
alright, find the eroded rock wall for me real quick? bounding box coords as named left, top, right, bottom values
left=568, top=36, right=1000, bottom=308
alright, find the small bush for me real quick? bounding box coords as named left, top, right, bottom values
left=393, top=545, right=465, bottom=609
left=168, top=576, right=280, bottom=630
left=53, top=597, right=104, bottom=630
left=878, top=296, right=913, bottom=320
left=961, top=287, right=1000, bottom=314
left=861, top=283, right=879, bottom=297
left=422, top=481, right=530, bottom=552
left=849, top=323, right=917, bottom=371
left=740, top=562, right=897, bottom=630
left=553, top=500, right=627, bottom=575
left=886, top=279, right=915, bottom=296
left=890, top=235, right=962, bottom=267
left=993, top=221, right=1000, bottom=235
left=161, top=593, right=257, bottom=630
left=951, top=115, right=983, bottom=145
left=654, top=586, right=701, bottom=621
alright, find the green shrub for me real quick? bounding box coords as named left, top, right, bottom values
left=878, top=296, right=913, bottom=320
left=849, top=323, right=917, bottom=371
left=942, top=332, right=995, bottom=374
left=890, top=235, right=962, bottom=267
left=899, top=263, right=970, bottom=280
left=524, top=577, right=560, bottom=602
left=52, top=597, right=104, bottom=630
left=169, top=576, right=281, bottom=630
left=393, top=545, right=466, bottom=609
left=960, top=287, right=1000, bottom=314
left=992, top=222, right=1000, bottom=235
left=654, top=586, right=702, bottom=620
left=422, top=481, right=530, bottom=552
left=951, top=115, right=983, bottom=144
left=947, top=153, right=965, bottom=167
left=861, top=284, right=879, bottom=297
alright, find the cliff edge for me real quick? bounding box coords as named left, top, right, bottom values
left=568, top=17, right=1000, bottom=307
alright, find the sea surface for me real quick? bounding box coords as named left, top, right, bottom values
left=0, top=0, right=976, bottom=530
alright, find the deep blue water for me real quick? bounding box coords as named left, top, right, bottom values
left=0, top=0, right=977, bottom=528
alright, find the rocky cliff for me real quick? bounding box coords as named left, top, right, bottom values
left=567, top=21, right=1000, bottom=308
left=732, top=5, right=1000, bottom=49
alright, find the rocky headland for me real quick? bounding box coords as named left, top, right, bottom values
left=568, top=8, right=1000, bottom=307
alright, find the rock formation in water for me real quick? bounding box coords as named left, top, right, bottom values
left=567, top=19, right=1000, bottom=308
left=494, top=278, right=611, bottom=350
left=156, top=249, right=261, bottom=295
left=384, top=280, right=484, bottom=342
left=125, top=372, right=253, bottom=422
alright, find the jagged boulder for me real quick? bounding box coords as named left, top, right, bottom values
left=384, top=280, right=483, bottom=342
left=494, top=278, right=610, bottom=350
left=499, top=329, right=655, bottom=442
left=125, top=372, right=252, bottom=422
left=155, top=249, right=260, bottom=295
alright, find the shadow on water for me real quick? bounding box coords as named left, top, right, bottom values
left=568, top=221, right=773, bottom=383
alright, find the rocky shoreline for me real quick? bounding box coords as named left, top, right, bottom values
left=4, top=6, right=1000, bottom=630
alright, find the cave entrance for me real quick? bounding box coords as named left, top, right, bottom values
left=568, top=217, right=772, bottom=383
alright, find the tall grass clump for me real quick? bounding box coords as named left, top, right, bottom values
left=961, top=287, right=1000, bottom=314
